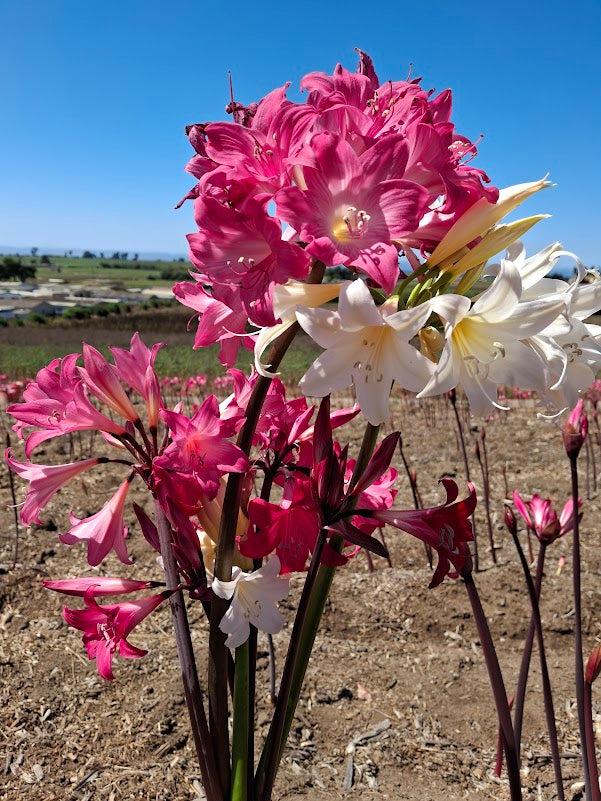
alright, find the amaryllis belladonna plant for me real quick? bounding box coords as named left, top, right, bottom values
left=6, top=51, right=601, bottom=801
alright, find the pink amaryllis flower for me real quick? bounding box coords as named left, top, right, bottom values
left=79, top=344, right=140, bottom=424
left=8, top=354, right=127, bottom=457
left=5, top=450, right=104, bottom=525
left=43, top=577, right=162, bottom=596
left=187, top=195, right=310, bottom=327
left=512, top=491, right=580, bottom=545
left=63, top=587, right=169, bottom=680
left=172, top=281, right=255, bottom=367
left=60, top=478, right=133, bottom=566
left=359, top=478, right=476, bottom=588
left=155, top=394, right=250, bottom=501
left=276, top=131, right=429, bottom=293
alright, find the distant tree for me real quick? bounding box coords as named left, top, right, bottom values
left=133, top=253, right=138, bottom=261
left=121, top=252, right=128, bottom=261
left=0, top=257, right=36, bottom=282
left=82, top=250, right=96, bottom=259
left=31, top=247, right=38, bottom=257
left=40, top=254, right=51, bottom=265
left=99, top=252, right=105, bottom=259
left=111, top=251, right=120, bottom=260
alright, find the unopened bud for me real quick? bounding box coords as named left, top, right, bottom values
left=585, top=645, right=601, bottom=684
left=562, top=399, right=588, bottom=458
left=504, top=505, right=517, bottom=536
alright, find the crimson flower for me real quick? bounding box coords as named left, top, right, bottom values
left=63, top=588, right=168, bottom=680
left=360, top=478, right=476, bottom=588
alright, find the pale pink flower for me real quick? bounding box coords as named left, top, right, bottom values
left=61, top=479, right=133, bottom=566
left=79, top=344, right=139, bottom=423
left=5, top=449, right=103, bottom=525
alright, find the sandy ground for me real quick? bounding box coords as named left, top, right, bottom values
left=1, top=395, right=600, bottom=800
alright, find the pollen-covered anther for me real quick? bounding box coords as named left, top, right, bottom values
left=340, top=207, right=371, bottom=239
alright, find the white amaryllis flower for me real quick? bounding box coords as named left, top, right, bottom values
left=211, top=555, right=289, bottom=649
left=296, top=279, right=434, bottom=425
left=418, top=259, right=567, bottom=415
left=507, top=242, right=601, bottom=410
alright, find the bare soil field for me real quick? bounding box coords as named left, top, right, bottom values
left=1, top=396, right=600, bottom=801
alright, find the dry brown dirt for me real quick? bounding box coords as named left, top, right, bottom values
left=1, top=395, right=601, bottom=801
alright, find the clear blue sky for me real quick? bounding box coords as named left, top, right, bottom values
left=1, top=0, right=600, bottom=266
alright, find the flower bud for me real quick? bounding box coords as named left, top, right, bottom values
left=504, top=504, right=517, bottom=536
left=585, top=645, right=601, bottom=684
left=562, top=399, right=588, bottom=458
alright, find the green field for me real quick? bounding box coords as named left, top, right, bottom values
left=11, top=255, right=191, bottom=289
left=0, top=306, right=321, bottom=382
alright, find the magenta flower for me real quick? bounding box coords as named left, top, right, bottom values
left=109, top=332, right=164, bottom=402
left=8, top=354, right=126, bottom=457
left=5, top=449, right=103, bottom=525
left=362, top=479, right=476, bottom=588
left=187, top=195, right=310, bottom=327
left=63, top=587, right=168, bottom=680
left=276, top=131, right=429, bottom=293
left=43, top=577, right=162, bottom=596
left=155, top=395, right=250, bottom=501
left=512, top=491, right=580, bottom=545
left=60, top=478, right=133, bottom=566
left=172, top=280, right=255, bottom=367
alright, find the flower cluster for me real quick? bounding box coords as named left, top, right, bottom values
left=176, top=51, right=497, bottom=367
left=173, top=52, right=601, bottom=426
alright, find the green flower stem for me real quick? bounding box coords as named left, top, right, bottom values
left=463, top=572, right=522, bottom=801
left=570, top=454, right=593, bottom=801
left=256, top=422, right=381, bottom=801
left=208, top=261, right=326, bottom=798
left=231, top=640, right=250, bottom=801
left=510, top=533, right=564, bottom=799
left=256, top=529, right=330, bottom=801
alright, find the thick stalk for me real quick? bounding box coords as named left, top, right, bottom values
left=584, top=682, right=601, bottom=801
left=463, top=573, right=522, bottom=800
left=570, top=455, right=593, bottom=800
left=256, top=529, right=329, bottom=801
left=208, top=261, right=326, bottom=793
left=510, top=532, right=564, bottom=799
left=513, top=545, right=546, bottom=758
left=153, top=500, right=222, bottom=801
left=257, top=422, right=380, bottom=800
left=231, top=641, right=250, bottom=801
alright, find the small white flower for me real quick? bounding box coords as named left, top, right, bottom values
left=211, top=555, right=289, bottom=649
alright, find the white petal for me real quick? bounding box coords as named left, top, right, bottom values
left=296, top=306, right=346, bottom=349
left=338, top=279, right=383, bottom=329
left=299, top=347, right=357, bottom=397
left=254, top=320, right=295, bottom=377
